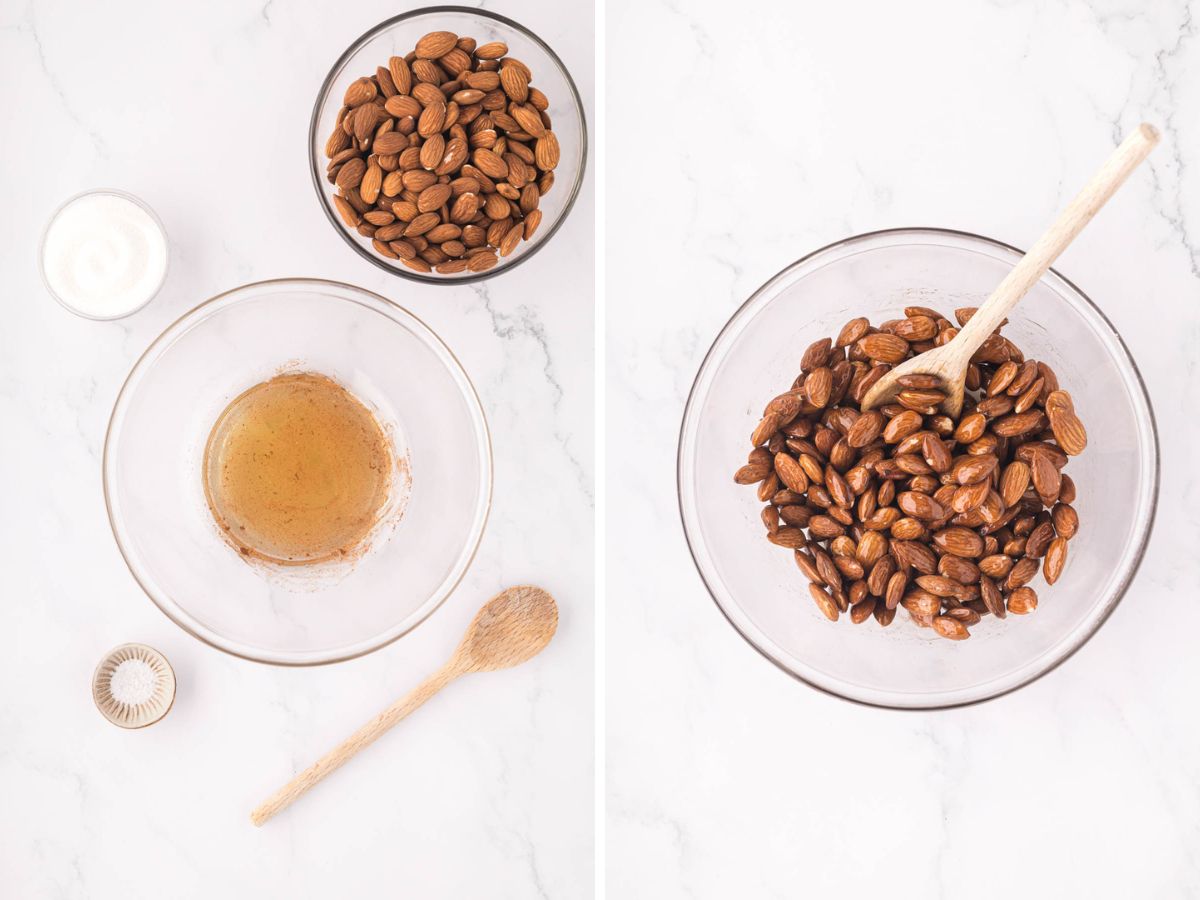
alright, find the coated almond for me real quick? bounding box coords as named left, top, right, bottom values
left=774, top=453, right=809, bottom=494
left=1043, top=537, right=1068, bottom=584
left=897, top=491, right=946, bottom=521
left=932, top=527, right=984, bottom=558
left=933, top=616, right=970, bottom=640
left=1052, top=503, right=1078, bottom=539
left=809, top=583, right=839, bottom=622
left=1007, top=586, right=1038, bottom=614
left=1045, top=390, right=1087, bottom=455
left=882, top=410, right=923, bottom=443
left=804, top=368, right=833, bottom=408
left=999, top=461, right=1030, bottom=507
left=857, top=333, right=909, bottom=364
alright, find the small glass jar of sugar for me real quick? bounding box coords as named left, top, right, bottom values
left=39, top=189, right=169, bottom=320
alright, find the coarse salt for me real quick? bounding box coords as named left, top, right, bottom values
left=108, top=658, right=158, bottom=706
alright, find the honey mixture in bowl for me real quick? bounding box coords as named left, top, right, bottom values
left=203, top=372, right=394, bottom=565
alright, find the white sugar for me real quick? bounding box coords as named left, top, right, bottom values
left=109, top=659, right=158, bottom=706
left=41, top=192, right=167, bottom=318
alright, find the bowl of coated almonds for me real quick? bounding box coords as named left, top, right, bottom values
left=679, top=228, right=1159, bottom=709
left=310, top=8, right=586, bottom=282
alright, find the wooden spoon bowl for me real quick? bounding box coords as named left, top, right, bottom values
left=861, top=123, right=1159, bottom=418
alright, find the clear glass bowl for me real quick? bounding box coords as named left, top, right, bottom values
left=103, top=279, right=492, bottom=665
left=309, top=7, right=587, bottom=284
left=678, top=229, right=1159, bottom=709
left=39, top=188, right=169, bottom=320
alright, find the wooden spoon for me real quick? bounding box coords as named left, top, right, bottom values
left=861, top=123, right=1159, bottom=417
left=251, top=585, right=558, bottom=826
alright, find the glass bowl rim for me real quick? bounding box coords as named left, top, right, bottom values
left=307, top=4, right=589, bottom=285
left=677, top=226, right=1161, bottom=710
left=38, top=188, right=170, bottom=321
left=102, top=276, right=494, bottom=666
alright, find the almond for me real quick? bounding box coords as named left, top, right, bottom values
left=857, top=333, right=909, bottom=365
left=932, top=527, right=984, bottom=558
left=499, top=63, right=529, bottom=101
left=933, top=616, right=970, bottom=640
left=334, top=157, right=366, bottom=190
left=388, top=56, right=412, bottom=94
left=373, top=130, right=410, bottom=155
left=417, top=102, right=447, bottom=138
left=414, top=31, right=458, bottom=59
left=417, top=183, right=453, bottom=214
left=1007, top=586, right=1038, bottom=614
left=774, top=453, right=808, bottom=494
left=999, top=460, right=1030, bottom=507
left=449, top=191, right=479, bottom=224
left=403, top=212, right=441, bottom=237
left=359, top=162, right=382, bottom=204
left=804, top=367, right=833, bottom=408
left=472, top=147, right=509, bottom=179
left=1045, top=390, right=1087, bottom=455
left=809, top=583, right=839, bottom=621
left=475, top=41, right=509, bottom=60
left=846, top=410, right=884, bottom=448
left=1043, top=537, right=1068, bottom=584
left=1052, top=503, right=1078, bottom=539
left=897, top=491, right=946, bottom=521
left=535, top=132, right=560, bottom=171
left=512, top=104, right=547, bottom=137
left=882, top=410, right=923, bottom=443
left=343, top=77, right=376, bottom=107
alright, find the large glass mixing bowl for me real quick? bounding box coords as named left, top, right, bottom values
left=679, top=229, right=1158, bottom=708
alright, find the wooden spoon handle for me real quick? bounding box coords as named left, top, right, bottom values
left=250, top=664, right=458, bottom=826
left=954, top=123, right=1159, bottom=354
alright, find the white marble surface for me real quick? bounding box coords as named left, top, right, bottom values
left=607, top=0, right=1200, bottom=897
left=0, top=1, right=592, bottom=897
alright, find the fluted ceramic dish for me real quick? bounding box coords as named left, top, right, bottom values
left=309, top=6, right=587, bottom=283
left=92, top=644, right=176, bottom=729
left=679, top=228, right=1158, bottom=709
left=104, top=279, right=492, bottom=665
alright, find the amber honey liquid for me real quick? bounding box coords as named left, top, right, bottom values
left=203, top=372, right=393, bottom=565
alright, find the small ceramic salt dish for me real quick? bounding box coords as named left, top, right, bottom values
left=92, top=643, right=176, bottom=729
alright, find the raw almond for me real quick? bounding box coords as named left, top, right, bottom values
left=326, top=31, right=559, bottom=274
left=415, top=31, right=458, bottom=59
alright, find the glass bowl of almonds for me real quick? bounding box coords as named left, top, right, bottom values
left=679, top=228, right=1159, bottom=709
left=310, top=8, right=586, bottom=282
